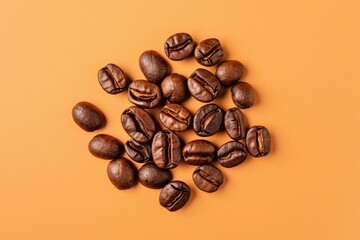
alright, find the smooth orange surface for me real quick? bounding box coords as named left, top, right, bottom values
left=1, top=0, right=359, bottom=239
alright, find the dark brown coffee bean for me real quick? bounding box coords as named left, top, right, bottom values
left=138, top=163, right=172, bottom=189
left=164, top=33, right=196, bottom=61
left=194, top=38, right=224, bottom=66
left=152, top=130, right=182, bottom=169
left=193, top=104, right=223, bottom=137
left=159, top=104, right=192, bottom=132
left=139, top=50, right=169, bottom=84
left=246, top=126, right=271, bottom=157
left=72, top=101, right=106, bottom=132
left=188, top=68, right=221, bottom=102
left=224, top=108, right=247, bottom=140
left=193, top=164, right=224, bottom=192
left=88, top=134, right=123, bottom=160
left=182, top=140, right=217, bottom=165
left=161, top=73, right=189, bottom=103
left=231, top=82, right=255, bottom=109
left=217, top=141, right=247, bottom=168
left=159, top=181, right=191, bottom=211
left=98, top=63, right=128, bottom=94
left=107, top=158, right=138, bottom=190
left=124, top=139, right=152, bottom=163
left=128, top=80, right=162, bottom=109
left=121, top=106, right=155, bottom=143
left=215, top=60, right=244, bottom=86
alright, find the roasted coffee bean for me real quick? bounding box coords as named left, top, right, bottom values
left=72, top=101, right=106, bottom=132
left=161, top=73, right=189, bottom=103
left=159, top=103, right=192, bottom=132
left=152, top=130, right=182, bottom=169
left=98, top=63, right=128, bottom=94
left=246, top=126, right=271, bottom=157
left=88, top=134, right=123, bottom=160
left=138, top=163, right=172, bottom=189
left=193, top=164, right=224, bottom=192
left=224, top=107, right=247, bottom=140
left=164, top=33, right=196, bottom=61
left=193, top=104, right=223, bottom=137
left=124, top=139, right=152, bottom=163
left=107, top=158, right=138, bottom=190
left=194, top=38, right=224, bottom=66
left=182, top=140, right=217, bottom=165
left=215, top=60, right=244, bottom=86
left=231, top=82, right=255, bottom=109
left=188, top=68, right=221, bottom=102
left=128, top=80, right=162, bottom=108
left=159, top=181, right=191, bottom=211
left=121, top=106, right=155, bottom=143
left=139, top=50, right=169, bottom=84
left=217, top=141, right=247, bottom=168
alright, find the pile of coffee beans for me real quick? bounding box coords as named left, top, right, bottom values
left=72, top=33, right=272, bottom=212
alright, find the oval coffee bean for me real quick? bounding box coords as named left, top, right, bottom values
left=224, top=107, right=247, bottom=140
left=98, top=63, right=128, bottom=94
left=152, top=130, right=182, bottom=169
left=164, top=33, right=196, bottom=61
left=188, top=68, right=221, bottom=102
left=231, top=82, right=255, bottom=109
left=159, top=103, right=192, bottom=132
left=107, top=158, right=138, bottom=190
left=193, top=164, right=224, bottom=192
left=128, top=80, right=162, bottom=109
left=72, top=101, right=106, bottom=132
left=193, top=103, right=223, bottom=137
left=182, top=140, right=217, bottom=165
left=246, top=126, right=271, bottom=157
left=159, top=181, right=191, bottom=212
left=121, top=106, right=155, bottom=143
left=217, top=141, right=247, bottom=168
left=194, top=38, right=224, bottom=66
left=88, top=134, right=123, bottom=160
left=138, top=163, right=172, bottom=189
left=124, top=139, right=152, bottom=163
left=139, top=50, right=169, bottom=84
left=215, top=60, right=244, bottom=86
left=161, top=73, right=189, bottom=103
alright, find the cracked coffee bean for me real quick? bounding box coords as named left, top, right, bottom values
left=217, top=141, right=247, bottom=168
left=188, top=68, right=221, bottom=102
left=215, top=60, right=244, bottom=86
left=159, top=103, right=192, bottom=132
left=231, top=82, right=255, bottom=109
left=193, top=164, right=224, bottom=192
left=72, top=101, right=106, bottom=132
left=224, top=107, right=247, bottom=140
left=138, top=163, right=172, bottom=189
left=152, top=130, right=182, bottom=169
left=159, top=181, right=191, bottom=212
left=182, top=140, right=217, bottom=165
left=246, top=126, right=271, bottom=157
left=193, top=103, right=223, bottom=137
left=161, top=73, right=189, bottom=103
left=128, top=80, right=162, bottom=108
left=98, top=63, right=128, bottom=94
left=124, top=139, right=152, bottom=163
left=107, top=158, right=138, bottom=190
left=164, top=33, right=196, bottom=61
left=88, top=134, right=123, bottom=160
left=194, top=38, right=224, bottom=66
left=139, top=50, right=169, bottom=84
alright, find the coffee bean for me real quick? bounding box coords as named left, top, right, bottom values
left=246, top=126, right=271, bottom=157
left=88, top=134, right=123, bottom=160
left=224, top=107, right=247, bottom=140
left=217, top=141, right=247, bottom=168
left=161, top=73, right=189, bottom=103
left=182, top=140, right=217, bottom=165
left=193, top=104, right=223, bottom=137
left=121, top=106, right=155, bottom=143
left=193, top=164, right=224, bottom=192
left=159, top=103, right=192, bottom=132
left=231, top=82, right=255, bottom=109
left=98, top=63, right=128, bottom=94
left=128, top=80, right=162, bottom=109
left=164, top=33, right=196, bottom=61
left=188, top=68, right=221, bottom=102
left=159, top=181, right=191, bottom=211
left=215, top=60, right=244, bottom=86
left=139, top=50, right=169, bottom=84
left=138, top=163, right=172, bottom=189
left=194, top=38, right=224, bottom=66
left=152, top=130, right=182, bottom=169
left=72, top=101, right=106, bottom=132
left=124, top=139, right=152, bottom=163
left=107, top=158, right=138, bottom=190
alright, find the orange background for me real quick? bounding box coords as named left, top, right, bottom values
left=1, top=0, right=359, bottom=239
